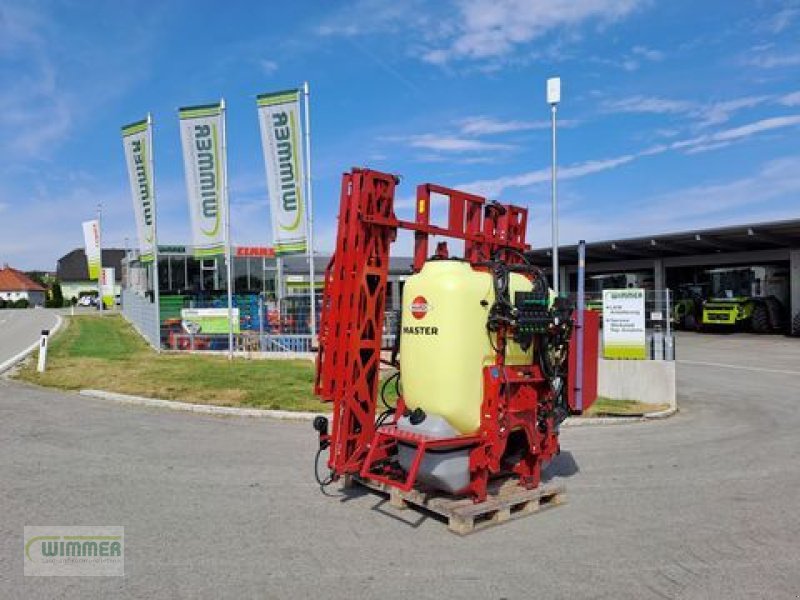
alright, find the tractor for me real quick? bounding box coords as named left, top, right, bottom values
left=700, top=266, right=788, bottom=333
left=671, top=283, right=708, bottom=331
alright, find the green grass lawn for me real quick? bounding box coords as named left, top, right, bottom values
left=17, top=314, right=665, bottom=417
left=585, top=396, right=669, bottom=416
left=17, top=315, right=322, bottom=411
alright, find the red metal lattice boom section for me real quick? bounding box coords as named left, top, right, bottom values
left=315, top=168, right=535, bottom=478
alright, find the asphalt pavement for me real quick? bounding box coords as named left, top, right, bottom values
left=0, top=309, right=60, bottom=371
left=1, top=329, right=799, bottom=599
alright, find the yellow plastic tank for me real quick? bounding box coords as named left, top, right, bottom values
left=399, top=260, right=532, bottom=434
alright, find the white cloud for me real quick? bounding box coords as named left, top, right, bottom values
left=0, top=4, right=73, bottom=157
left=779, top=90, right=800, bottom=106
left=461, top=154, right=637, bottom=197
left=695, top=96, right=770, bottom=127
left=603, top=95, right=695, bottom=115
left=457, top=115, right=579, bottom=135
left=531, top=155, right=800, bottom=247
left=422, top=0, right=644, bottom=65
left=456, top=114, right=800, bottom=198
left=682, top=141, right=732, bottom=155
left=259, top=59, right=278, bottom=74
left=760, top=7, right=799, bottom=34
left=458, top=116, right=548, bottom=135
left=630, top=45, right=663, bottom=61
left=745, top=51, right=800, bottom=68
left=599, top=45, right=664, bottom=72
left=603, top=92, right=792, bottom=129
left=681, top=114, right=800, bottom=146
left=315, top=0, right=434, bottom=37
left=397, top=134, right=516, bottom=152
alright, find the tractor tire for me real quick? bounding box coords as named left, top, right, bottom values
left=751, top=303, right=770, bottom=334
left=685, top=313, right=698, bottom=331
left=764, top=296, right=785, bottom=331
left=792, top=312, right=800, bottom=337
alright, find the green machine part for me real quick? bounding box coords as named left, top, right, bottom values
left=702, top=297, right=754, bottom=326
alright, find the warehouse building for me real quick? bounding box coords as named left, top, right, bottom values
left=527, top=218, right=800, bottom=334
left=123, top=245, right=413, bottom=308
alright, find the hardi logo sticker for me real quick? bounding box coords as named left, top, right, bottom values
left=410, top=296, right=431, bottom=319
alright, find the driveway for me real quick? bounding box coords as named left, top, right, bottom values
left=0, top=309, right=59, bottom=371
left=1, top=331, right=799, bottom=598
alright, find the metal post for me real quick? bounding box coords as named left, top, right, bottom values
left=221, top=98, right=234, bottom=360
left=147, top=112, right=161, bottom=351
left=97, top=203, right=103, bottom=312
left=575, top=240, right=586, bottom=412
left=259, top=293, right=265, bottom=351
left=550, top=103, right=559, bottom=296
left=37, top=329, right=50, bottom=373
left=303, top=81, right=317, bottom=341
left=665, top=288, right=674, bottom=360
left=547, top=77, right=561, bottom=296
left=276, top=257, right=284, bottom=302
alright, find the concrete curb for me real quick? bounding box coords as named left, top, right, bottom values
left=566, top=404, right=678, bottom=426
left=78, top=389, right=324, bottom=421
left=78, top=388, right=677, bottom=425
left=0, top=312, right=64, bottom=375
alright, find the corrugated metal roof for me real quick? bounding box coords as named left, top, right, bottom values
left=527, top=218, right=800, bottom=266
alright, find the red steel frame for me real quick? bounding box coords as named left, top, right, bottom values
left=315, top=168, right=596, bottom=502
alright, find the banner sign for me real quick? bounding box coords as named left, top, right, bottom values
left=235, top=246, right=275, bottom=258
left=257, top=89, right=307, bottom=256
left=82, top=219, right=101, bottom=281
left=158, top=245, right=186, bottom=254
left=121, top=118, right=156, bottom=262
left=179, top=102, right=226, bottom=257
left=180, top=308, right=240, bottom=334
left=602, top=289, right=646, bottom=359
left=100, top=267, right=115, bottom=308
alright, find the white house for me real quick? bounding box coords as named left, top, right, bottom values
left=0, top=265, right=46, bottom=307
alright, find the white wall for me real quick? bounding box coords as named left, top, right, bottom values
left=0, top=290, right=45, bottom=307
left=597, top=359, right=676, bottom=409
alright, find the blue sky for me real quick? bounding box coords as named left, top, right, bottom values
left=1, top=0, right=799, bottom=270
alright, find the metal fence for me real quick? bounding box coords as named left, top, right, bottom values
left=155, top=290, right=674, bottom=360
left=121, top=288, right=160, bottom=349
left=160, top=302, right=398, bottom=354
left=161, top=332, right=398, bottom=354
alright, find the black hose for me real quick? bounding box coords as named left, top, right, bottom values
left=314, top=446, right=335, bottom=488
left=492, top=246, right=550, bottom=289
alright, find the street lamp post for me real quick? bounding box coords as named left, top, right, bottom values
left=547, top=77, right=561, bottom=295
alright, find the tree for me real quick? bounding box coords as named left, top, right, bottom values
left=47, top=281, right=64, bottom=308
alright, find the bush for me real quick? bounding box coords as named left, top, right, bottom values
left=0, top=299, right=6, bottom=309
left=47, top=282, right=64, bottom=308
left=13, top=298, right=29, bottom=309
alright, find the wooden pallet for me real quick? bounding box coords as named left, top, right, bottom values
left=351, top=476, right=566, bottom=535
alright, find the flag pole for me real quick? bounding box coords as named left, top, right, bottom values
left=148, top=112, right=161, bottom=352
left=221, top=98, right=234, bottom=360
left=302, top=81, right=317, bottom=342
left=96, top=203, right=103, bottom=312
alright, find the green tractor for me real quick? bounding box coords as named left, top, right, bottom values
left=700, top=266, right=788, bottom=333
left=671, top=283, right=708, bottom=330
